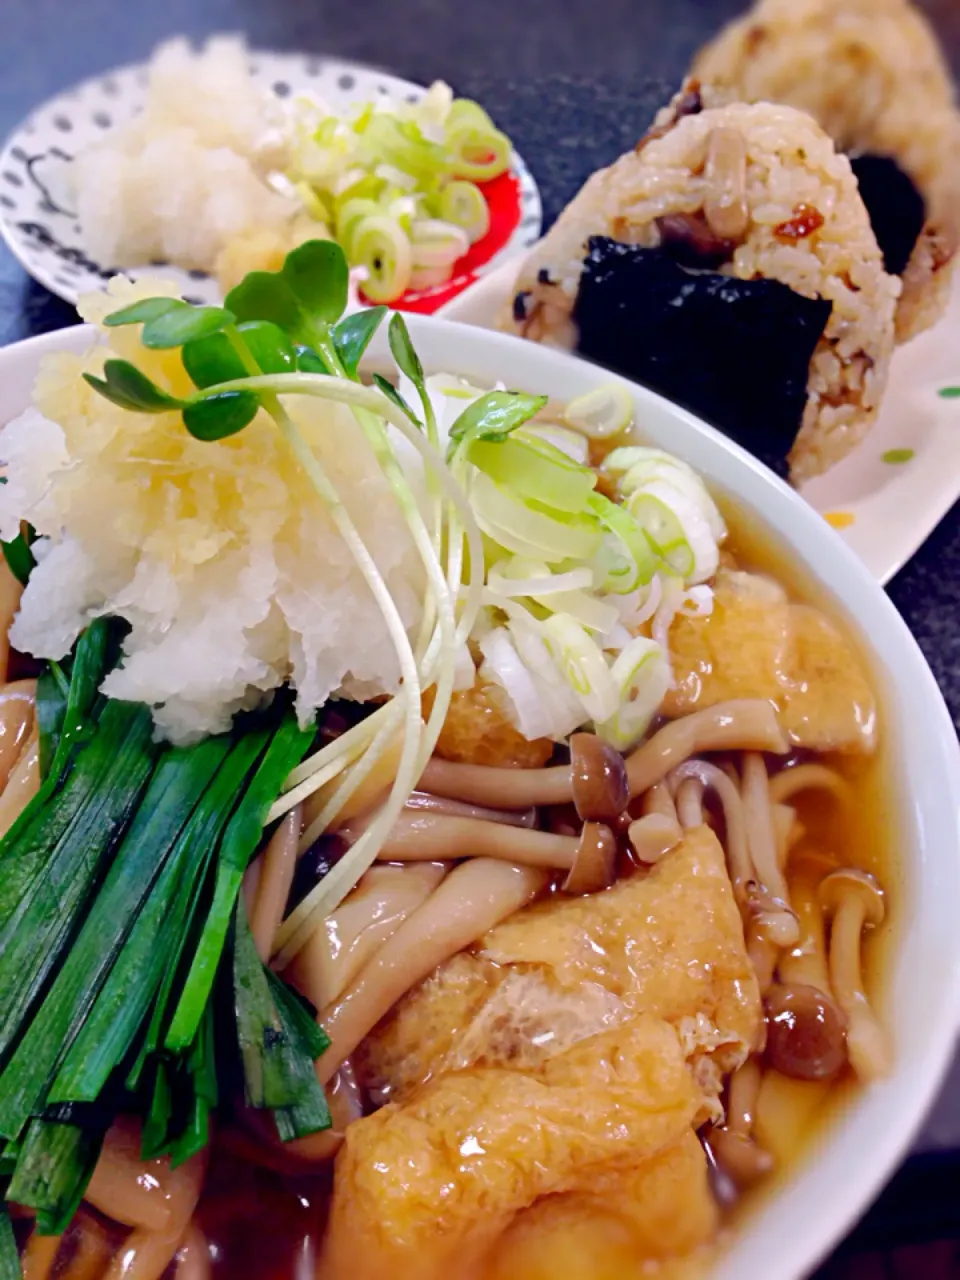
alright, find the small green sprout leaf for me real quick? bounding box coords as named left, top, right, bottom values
left=333, top=307, right=387, bottom=378
left=2, top=523, right=37, bottom=587
left=295, top=345, right=330, bottom=374
left=227, top=241, right=349, bottom=347
left=183, top=391, right=260, bottom=441
left=388, top=313, right=424, bottom=388
left=226, top=272, right=303, bottom=337
left=103, top=297, right=183, bottom=328
left=182, top=333, right=247, bottom=390
left=939, top=386, right=960, bottom=399
left=238, top=321, right=296, bottom=376
left=141, top=306, right=236, bottom=350
left=372, top=374, right=420, bottom=424
left=282, top=240, right=349, bottom=325
left=881, top=448, right=915, bottom=465
left=447, top=391, right=548, bottom=458
left=83, top=360, right=185, bottom=414
left=182, top=322, right=295, bottom=389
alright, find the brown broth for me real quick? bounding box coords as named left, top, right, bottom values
left=16, top=495, right=902, bottom=1279
left=716, top=495, right=901, bottom=1204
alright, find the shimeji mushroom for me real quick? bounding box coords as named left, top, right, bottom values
left=345, top=809, right=618, bottom=894
left=417, top=701, right=788, bottom=810
left=819, top=868, right=891, bottom=1081
left=706, top=1058, right=775, bottom=1188
left=763, top=983, right=848, bottom=1082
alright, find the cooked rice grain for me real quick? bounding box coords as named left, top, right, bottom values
left=693, top=0, right=960, bottom=341
left=502, top=102, right=898, bottom=483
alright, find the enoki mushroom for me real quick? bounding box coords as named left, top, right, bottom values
left=707, top=1058, right=774, bottom=1188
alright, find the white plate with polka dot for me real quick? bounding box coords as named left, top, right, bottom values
left=0, top=50, right=542, bottom=311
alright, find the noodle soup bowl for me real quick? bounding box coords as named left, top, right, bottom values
left=2, top=317, right=960, bottom=1279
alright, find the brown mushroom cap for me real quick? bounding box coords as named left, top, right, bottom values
left=570, top=733, right=629, bottom=823
left=563, top=822, right=618, bottom=894
left=818, top=868, right=885, bottom=927
left=763, top=983, right=848, bottom=1082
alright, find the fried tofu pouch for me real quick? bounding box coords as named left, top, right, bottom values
left=486, top=1131, right=718, bottom=1280
left=665, top=569, right=876, bottom=751
left=355, top=827, right=762, bottom=1111
left=319, top=1018, right=710, bottom=1280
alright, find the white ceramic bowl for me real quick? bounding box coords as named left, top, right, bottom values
left=2, top=317, right=960, bottom=1279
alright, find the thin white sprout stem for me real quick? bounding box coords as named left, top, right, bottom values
left=281, top=387, right=455, bottom=839
left=264, top=403, right=424, bottom=960
left=343, top=401, right=458, bottom=771
left=212, top=374, right=486, bottom=652
left=282, top=701, right=394, bottom=792
left=296, top=699, right=404, bottom=854
left=266, top=751, right=357, bottom=825
left=201, top=373, right=488, bottom=954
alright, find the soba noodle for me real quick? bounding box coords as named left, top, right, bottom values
left=286, top=863, right=446, bottom=1010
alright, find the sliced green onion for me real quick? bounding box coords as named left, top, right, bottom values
left=375, top=164, right=419, bottom=193
left=563, top=383, right=634, bottom=440
left=518, top=424, right=590, bottom=465
left=335, top=198, right=384, bottom=254
left=295, top=181, right=332, bottom=225
left=587, top=493, right=660, bottom=594
left=532, top=589, right=619, bottom=635
left=446, top=123, right=512, bottom=182
left=445, top=99, right=495, bottom=134
left=604, top=447, right=726, bottom=541
left=626, top=481, right=718, bottom=584
left=332, top=173, right=383, bottom=209
left=351, top=216, right=413, bottom=302
left=595, top=636, right=672, bottom=750
left=409, top=219, right=470, bottom=270
left=541, top=613, right=619, bottom=723
left=437, top=181, right=490, bottom=242
left=625, top=488, right=695, bottom=580
left=470, top=471, right=602, bottom=564
left=409, top=265, right=453, bottom=291
left=466, top=434, right=597, bottom=514
left=415, top=81, right=455, bottom=134
left=487, top=559, right=594, bottom=598
left=362, top=115, right=448, bottom=181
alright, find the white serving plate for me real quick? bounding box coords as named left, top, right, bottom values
left=440, top=254, right=960, bottom=585
left=2, top=318, right=959, bottom=1279
left=0, top=50, right=541, bottom=312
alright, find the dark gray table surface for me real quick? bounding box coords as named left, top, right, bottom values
left=1, top=0, right=959, bottom=1160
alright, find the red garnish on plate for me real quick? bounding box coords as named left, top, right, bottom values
left=359, top=171, right=524, bottom=315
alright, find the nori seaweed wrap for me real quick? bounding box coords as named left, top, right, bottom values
left=692, top=0, right=960, bottom=343
left=501, top=100, right=898, bottom=484
left=574, top=238, right=832, bottom=476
